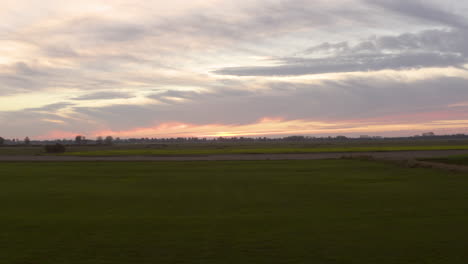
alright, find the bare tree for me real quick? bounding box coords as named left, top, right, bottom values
left=75, top=135, right=86, bottom=145
left=105, top=136, right=114, bottom=145
left=0, top=137, right=5, bottom=146
left=24, top=137, right=31, bottom=145
left=96, top=136, right=104, bottom=145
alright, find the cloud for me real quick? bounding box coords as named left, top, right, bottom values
left=0, top=61, right=124, bottom=96
left=54, top=73, right=468, bottom=133
left=72, top=91, right=135, bottom=101
left=147, top=88, right=254, bottom=104
left=306, top=29, right=468, bottom=55
left=3, top=67, right=468, bottom=138
left=27, top=102, right=75, bottom=112
left=216, top=52, right=465, bottom=76
left=367, top=0, right=468, bottom=29
left=216, top=28, right=468, bottom=76
left=42, top=45, right=80, bottom=58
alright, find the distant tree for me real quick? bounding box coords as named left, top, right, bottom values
left=75, top=135, right=85, bottom=145
left=96, top=136, right=104, bottom=145
left=24, top=137, right=31, bottom=145
left=45, top=143, right=66, bottom=153
left=0, top=137, right=4, bottom=145
left=105, top=136, right=114, bottom=145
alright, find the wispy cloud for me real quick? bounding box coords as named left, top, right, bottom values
left=216, top=28, right=468, bottom=76
left=367, top=0, right=468, bottom=29
left=72, top=91, right=135, bottom=101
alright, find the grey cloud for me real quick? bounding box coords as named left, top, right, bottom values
left=149, top=88, right=253, bottom=101
left=72, top=104, right=158, bottom=129
left=0, top=103, right=78, bottom=138
left=13, top=62, right=45, bottom=76
left=148, top=90, right=202, bottom=104
left=27, top=102, right=75, bottom=112
left=217, top=28, right=468, bottom=76
left=43, top=45, right=80, bottom=58
left=155, top=0, right=366, bottom=43
left=148, top=88, right=256, bottom=105
left=319, top=28, right=468, bottom=57
left=304, top=42, right=350, bottom=55
left=4, top=74, right=468, bottom=137
left=0, top=108, right=88, bottom=138
left=25, top=0, right=373, bottom=49
left=0, top=63, right=53, bottom=95
left=216, top=52, right=465, bottom=76
left=1, top=0, right=441, bottom=97
left=359, top=29, right=468, bottom=55
left=51, top=17, right=150, bottom=43
left=214, top=1, right=468, bottom=77
left=72, top=91, right=135, bottom=101
left=0, top=72, right=112, bottom=97
left=67, top=75, right=468, bottom=131
left=0, top=58, right=214, bottom=96
left=0, top=59, right=145, bottom=96
left=367, top=0, right=468, bottom=29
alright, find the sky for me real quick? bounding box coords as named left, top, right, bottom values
left=1, top=0, right=468, bottom=139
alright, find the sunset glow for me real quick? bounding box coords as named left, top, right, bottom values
left=37, top=116, right=468, bottom=140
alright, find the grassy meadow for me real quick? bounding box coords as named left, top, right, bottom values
left=3, top=139, right=468, bottom=156
left=1, top=160, right=468, bottom=263
left=62, top=144, right=468, bottom=156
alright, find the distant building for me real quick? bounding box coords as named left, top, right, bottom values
left=360, top=135, right=371, bottom=139
left=422, top=132, right=435, bottom=137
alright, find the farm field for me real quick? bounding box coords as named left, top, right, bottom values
left=62, top=145, right=468, bottom=156
left=1, top=160, right=468, bottom=263
left=3, top=139, right=468, bottom=156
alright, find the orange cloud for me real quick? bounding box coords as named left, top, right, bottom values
left=37, top=117, right=468, bottom=140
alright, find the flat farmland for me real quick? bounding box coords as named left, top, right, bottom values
left=3, top=139, right=468, bottom=157
left=62, top=144, right=468, bottom=156
left=1, top=160, right=468, bottom=263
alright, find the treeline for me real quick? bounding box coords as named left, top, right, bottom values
left=0, top=136, right=30, bottom=146
left=1, top=133, right=468, bottom=146
left=104, top=134, right=468, bottom=143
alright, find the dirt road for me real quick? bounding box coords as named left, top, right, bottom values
left=1, top=150, right=468, bottom=162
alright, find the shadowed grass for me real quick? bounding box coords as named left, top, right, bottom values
left=421, top=154, right=468, bottom=166
left=1, top=160, right=468, bottom=263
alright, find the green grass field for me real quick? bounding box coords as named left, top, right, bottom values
left=63, top=145, right=468, bottom=156
left=3, top=139, right=468, bottom=156
left=421, top=154, right=468, bottom=166
left=1, top=160, right=468, bottom=263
